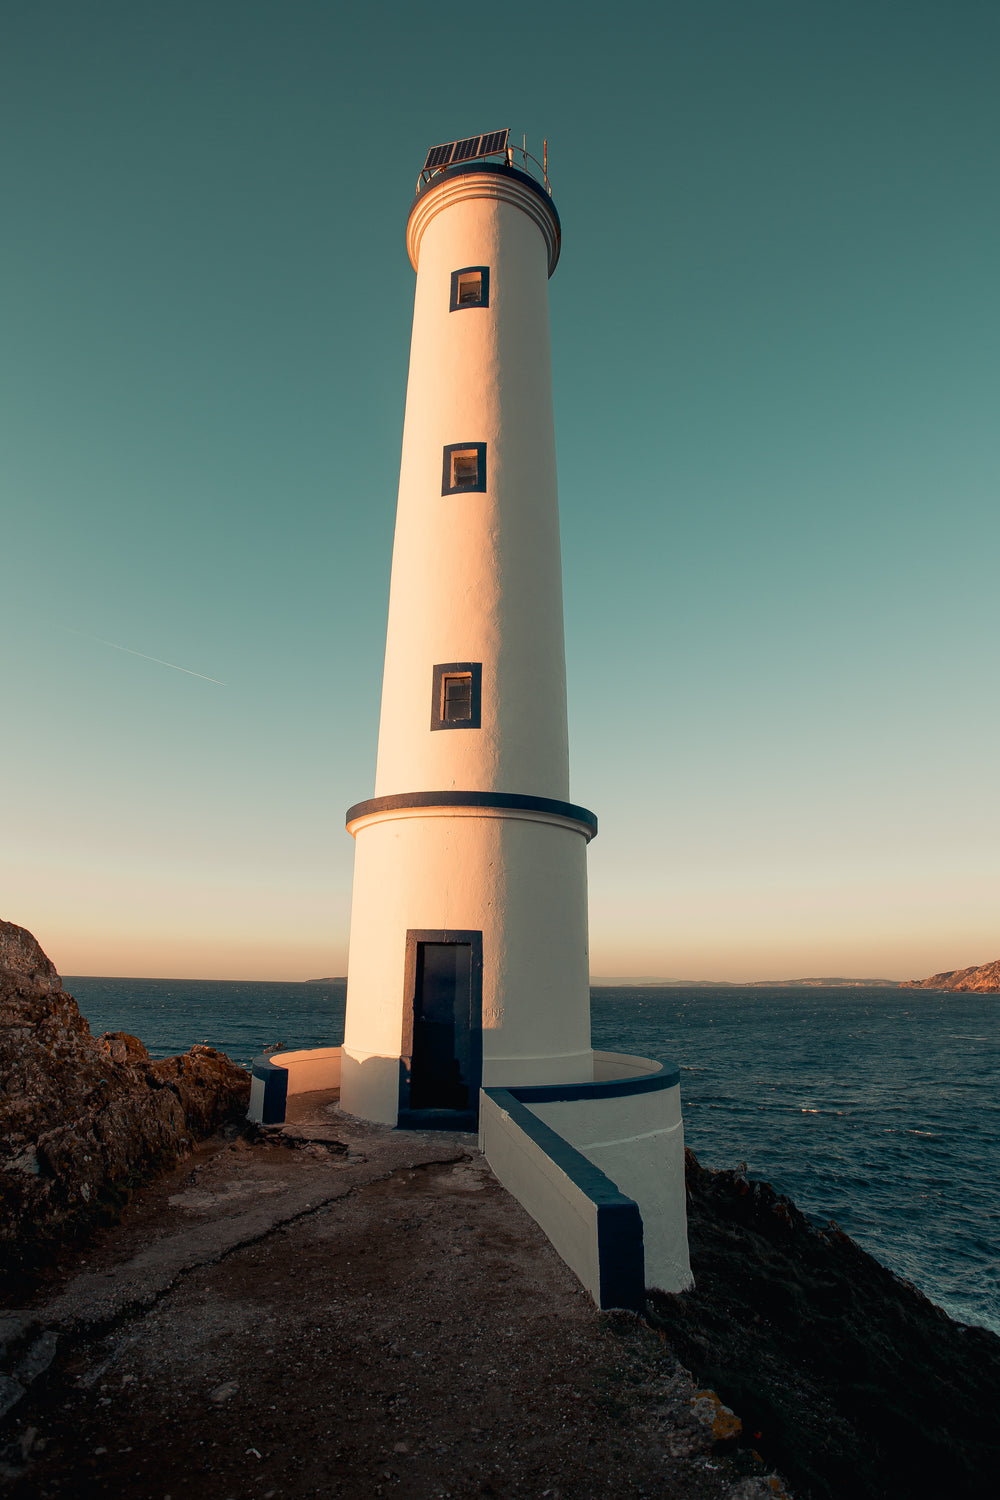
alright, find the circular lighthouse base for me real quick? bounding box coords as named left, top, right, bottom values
left=341, top=805, right=594, bottom=1128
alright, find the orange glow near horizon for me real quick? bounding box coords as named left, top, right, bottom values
left=24, top=912, right=994, bottom=986
left=5, top=842, right=995, bottom=985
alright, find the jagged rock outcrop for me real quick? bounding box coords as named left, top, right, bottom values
left=649, top=1150, right=1000, bottom=1500
left=900, top=958, right=1000, bottom=992
left=0, top=919, right=250, bottom=1271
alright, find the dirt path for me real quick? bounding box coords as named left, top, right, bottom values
left=2, top=1097, right=787, bottom=1499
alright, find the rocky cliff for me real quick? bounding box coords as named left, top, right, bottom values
left=900, top=958, right=1000, bottom=992
left=0, top=919, right=250, bottom=1272
left=649, top=1150, right=1000, bottom=1500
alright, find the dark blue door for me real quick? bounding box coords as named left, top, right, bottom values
left=410, top=942, right=474, bottom=1109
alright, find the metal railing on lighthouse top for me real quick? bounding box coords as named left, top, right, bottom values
left=416, top=129, right=552, bottom=197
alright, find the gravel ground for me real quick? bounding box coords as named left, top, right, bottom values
left=1, top=1097, right=789, bottom=1500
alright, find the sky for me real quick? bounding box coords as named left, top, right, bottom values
left=2, top=1, right=998, bottom=982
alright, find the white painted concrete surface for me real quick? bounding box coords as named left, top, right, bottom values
left=594, top=1050, right=664, bottom=1081
left=267, top=1047, right=342, bottom=1095
left=246, top=1047, right=343, bottom=1124
left=528, top=1082, right=693, bottom=1294
left=375, top=175, right=567, bottom=800
left=343, top=811, right=592, bottom=1094
left=248, top=1073, right=267, bottom=1123
left=480, top=1051, right=692, bottom=1301
left=479, top=1089, right=603, bottom=1304
left=341, top=165, right=593, bottom=1125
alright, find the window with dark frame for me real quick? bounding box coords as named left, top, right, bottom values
left=450, top=265, right=490, bottom=312
left=431, top=662, right=482, bottom=730
left=442, top=442, right=486, bottom=494
left=442, top=672, right=472, bottom=721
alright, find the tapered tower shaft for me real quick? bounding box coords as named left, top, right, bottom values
left=341, top=151, right=596, bottom=1127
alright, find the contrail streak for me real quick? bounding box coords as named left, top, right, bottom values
left=65, top=629, right=227, bottom=685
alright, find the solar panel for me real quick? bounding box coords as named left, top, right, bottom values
left=480, top=128, right=509, bottom=156
left=450, top=134, right=483, bottom=164
left=423, top=142, right=455, bottom=171
left=422, top=130, right=509, bottom=174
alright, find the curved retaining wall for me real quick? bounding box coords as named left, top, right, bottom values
left=480, top=1051, right=691, bottom=1308
left=248, top=1047, right=342, bottom=1125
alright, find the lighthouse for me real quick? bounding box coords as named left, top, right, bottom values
left=340, top=133, right=596, bottom=1127
left=250, top=133, right=691, bottom=1305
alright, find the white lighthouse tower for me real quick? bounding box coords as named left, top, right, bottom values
left=340, top=133, right=596, bottom=1127
left=250, top=134, right=690, bottom=1304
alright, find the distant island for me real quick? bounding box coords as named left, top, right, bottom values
left=307, top=973, right=912, bottom=990
left=591, top=976, right=900, bottom=988
left=749, top=977, right=901, bottom=988
left=900, top=959, right=1000, bottom=993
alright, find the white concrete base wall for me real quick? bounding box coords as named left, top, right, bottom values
left=246, top=1047, right=343, bottom=1125
left=248, top=1074, right=267, bottom=1123
left=480, top=1049, right=593, bottom=1087
left=479, top=1089, right=604, bottom=1303
left=268, top=1047, right=342, bottom=1095
left=593, top=1050, right=663, bottom=1081
left=341, top=809, right=592, bottom=1123
left=528, top=1077, right=693, bottom=1294
left=339, top=1048, right=400, bottom=1126
left=479, top=1052, right=693, bottom=1304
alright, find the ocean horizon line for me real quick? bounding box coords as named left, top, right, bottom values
left=61, top=972, right=904, bottom=988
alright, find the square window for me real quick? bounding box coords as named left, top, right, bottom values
left=449, top=265, right=490, bottom=312
left=442, top=442, right=486, bottom=495
left=431, top=662, right=482, bottom=730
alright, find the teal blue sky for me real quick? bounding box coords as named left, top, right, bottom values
left=3, top=1, right=998, bottom=979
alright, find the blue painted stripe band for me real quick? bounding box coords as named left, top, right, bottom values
left=596, top=1201, right=647, bottom=1312
left=346, top=790, right=598, bottom=840
left=510, top=1060, right=680, bottom=1102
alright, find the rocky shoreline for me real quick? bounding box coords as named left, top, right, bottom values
left=650, top=1153, right=1000, bottom=1500
left=0, top=919, right=249, bottom=1280
left=899, top=958, right=1000, bottom=992
left=3, top=920, right=999, bottom=1498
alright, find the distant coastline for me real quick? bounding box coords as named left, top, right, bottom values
left=63, top=975, right=349, bottom=986
left=590, top=975, right=901, bottom=988
left=67, top=973, right=902, bottom=989
left=69, top=969, right=997, bottom=993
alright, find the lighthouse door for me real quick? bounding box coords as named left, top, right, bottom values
left=403, top=930, right=483, bottom=1120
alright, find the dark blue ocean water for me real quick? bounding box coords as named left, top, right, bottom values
left=65, top=978, right=999, bottom=1335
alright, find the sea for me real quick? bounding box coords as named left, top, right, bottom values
left=65, top=977, right=999, bottom=1337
